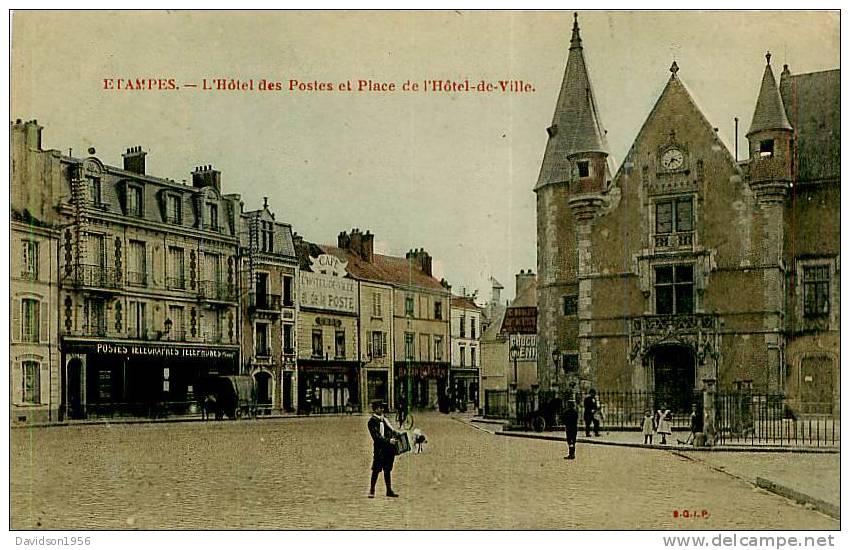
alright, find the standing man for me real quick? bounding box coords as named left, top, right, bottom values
left=562, top=399, right=579, bottom=460
left=368, top=400, right=400, bottom=498
left=583, top=388, right=600, bottom=437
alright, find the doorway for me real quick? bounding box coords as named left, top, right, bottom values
left=651, top=345, right=696, bottom=413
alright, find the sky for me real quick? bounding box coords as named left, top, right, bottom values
left=10, top=10, right=840, bottom=304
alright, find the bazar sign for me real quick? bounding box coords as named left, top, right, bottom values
left=509, top=334, right=537, bottom=361
left=94, top=343, right=236, bottom=359
left=300, top=259, right=358, bottom=314
left=501, top=306, right=537, bottom=334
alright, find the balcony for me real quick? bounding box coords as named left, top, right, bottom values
left=250, top=293, right=282, bottom=313
left=198, top=280, right=236, bottom=303
left=166, top=276, right=187, bottom=290
left=126, top=271, right=148, bottom=287
left=203, top=222, right=221, bottom=233
left=653, top=231, right=694, bottom=251
left=628, top=313, right=719, bottom=364
left=66, top=264, right=121, bottom=291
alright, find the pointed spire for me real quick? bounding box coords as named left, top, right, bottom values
left=747, top=51, right=792, bottom=136
left=670, top=61, right=679, bottom=77
left=536, top=13, right=609, bottom=188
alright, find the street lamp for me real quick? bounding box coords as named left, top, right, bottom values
left=509, top=343, right=520, bottom=389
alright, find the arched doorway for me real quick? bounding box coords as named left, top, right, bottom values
left=254, top=371, right=272, bottom=411
left=67, top=358, right=85, bottom=419
left=651, top=345, right=696, bottom=413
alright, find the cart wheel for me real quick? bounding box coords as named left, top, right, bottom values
left=235, top=409, right=243, bottom=419
left=531, top=415, right=547, bottom=432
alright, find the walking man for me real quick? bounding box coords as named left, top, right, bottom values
left=368, top=400, right=399, bottom=498
left=583, top=388, right=600, bottom=437
left=562, top=399, right=579, bottom=460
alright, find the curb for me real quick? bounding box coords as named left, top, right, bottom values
left=11, top=412, right=365, bottom=429
left=494, top=430, right=839, bottom=453
left=755, top=477, right=840, bottom=520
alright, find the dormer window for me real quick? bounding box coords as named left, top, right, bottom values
left=206, top=203, right=219, bottom=231
left=577, top=161, right=590, bottom=178
left=166, top=194, right=182, bottom=224
left=127, top=185, right=143, bottom=217
left=759, top=139, right=774, bottom=158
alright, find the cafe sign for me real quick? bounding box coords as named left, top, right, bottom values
left=300, top=254, right=358, bottom=314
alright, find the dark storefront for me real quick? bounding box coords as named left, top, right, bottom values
left=297, top=360, right=360, bottom=414
left=450, top=368, right=479, bottom=411
left=394, top=361, right=450, bottom=412
left=62, top=339, right=238, bottom=419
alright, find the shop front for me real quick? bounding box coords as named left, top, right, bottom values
left=61, top=339, right=239, bottom=419
left=394, top=361, right=450, bottom=412
left=450, top=367, right=479, bottom=412
left=297, top=360, right=360, bottom=414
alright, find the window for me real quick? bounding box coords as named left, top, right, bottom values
left=129, top=301, right=147, bottom=339
left=205, top=253, right=221, bottom=286
left=370, top=331, right=386, bottom=358
left=168, top=247, right=185, bottom=289
left=283, top=324, right=294, bottom=353
left=210, top=309, right=223, bottom=343
left=89, top=234, right=105, bottom=268
left=261, top=221, right=274, bottom=252
left=22, top=298, right=40, bottom=342
left=335, top=330, right=346, bottom=359
left=563, top=295, right=578, bottom=315
left=434, top=301, right=442, bottom=320
left=470, top=347, right=476, bottom=367
left=419, top=334, right=431, bottom=361
left=21, top=240, right=38, bottom=280
left=405, top=295, right=414, bottom=317
left=460, top=346, right=466, bottom=367
left=373, top=293, right=383, bottom=317
left=88, top=176, right=102, bottom=205
left=283, top=276, right=294, bottom=307
left=434, top=335, right=443, bottom=361
left=803, top=265, right=830, bottom=317
left=166, top=194, right=182, bottom=224
left=127, top=185, right=143, bottom=217
left=22, top=361, right=40, bottom=404
left=168, top=305, right=184, bottom=340
left=256, top=323, right=270, bottom=357
left=577, top=160, right=590, bottom=178
left=655, top=197, right=693, bottom=234
left=87, top=298, right=106, bottom=336
left=470, top=317, right=477, bottom=339
left=207, top=203, right=219, bottom=230
left=759, top=139, right=774, bottom=157
left=128, top=240, right=146, bottom=286
left=654, top=265, right=694, bottom=315
left=404, top=332, right=415, bottom=360
left=312, top=329, right=323, bottom=358
left=563, top=353, right=579, bottom=374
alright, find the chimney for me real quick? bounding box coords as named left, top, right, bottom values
left=122, top=146, right=147, bottom=174
left=515, top=269, right=536, bottom=301
left=15, top=119, right=43, bottom=151
left=349, top=228, right=362, bottom=257
left=490, top=277, right=504, bottom=306
left=191, top=165, right=221, bottom=191
left=337, top=230, right=350, bottom=249
left=361, top=230, right=374, bottom=263
left=406, top=247, right=433, bottom=276
left=293, top=232, right=304, bottom=248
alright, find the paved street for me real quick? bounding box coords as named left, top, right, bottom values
left=11, top=413, right=838, bottom=530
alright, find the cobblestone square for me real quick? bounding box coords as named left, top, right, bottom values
left=11, top=414, right=838, bottom=530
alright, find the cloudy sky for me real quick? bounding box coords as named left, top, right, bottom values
left=11, top=10, right=839, bottom=303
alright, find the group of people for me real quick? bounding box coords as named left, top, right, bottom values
left=559, top=388, right=604, bottom=460
left=642, top=409, right=673, bottom=445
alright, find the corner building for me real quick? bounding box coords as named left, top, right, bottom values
left=535, top=15, right=839, bottom=416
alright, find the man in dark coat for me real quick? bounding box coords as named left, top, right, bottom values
left=562, top=399, right=579, bottom=460
left=368, top=400, right=399, bottom=498
left=583, top=388, right=600, bottom=437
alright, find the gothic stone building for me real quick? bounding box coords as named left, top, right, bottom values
left=535, top=15, right=839, bottom=416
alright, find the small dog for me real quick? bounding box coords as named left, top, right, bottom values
left=412, top=428, right=427, bottom=453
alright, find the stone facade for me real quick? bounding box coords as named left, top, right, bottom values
left=535, top=17, right=839, bottom=417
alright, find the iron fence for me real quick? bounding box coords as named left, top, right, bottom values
left=715, top=392, right=839, bottom=447
left=484, top=389, right=509, bottom=419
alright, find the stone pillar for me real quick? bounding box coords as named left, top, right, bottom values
left=702, top=378, right=717, bottom=446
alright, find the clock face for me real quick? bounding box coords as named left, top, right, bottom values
left=661, top=148, right=684, bottom=170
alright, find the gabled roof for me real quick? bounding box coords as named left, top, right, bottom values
left=780, top=68, right=840, bottom=182
left=748, top=53, right=792, bottom=136
left=536, top=13, right=609, bottom=190
left=312, top=244, right=448, bottom=292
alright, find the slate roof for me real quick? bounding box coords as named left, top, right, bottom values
left=748, top=56, right=792, bottom=136
left=536, top=14, right=610, bottom=190
left=780, top=68, right=840, bottom=183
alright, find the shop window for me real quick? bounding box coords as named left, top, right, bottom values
left=312, top=329, right=323, bottom=358
left=22, top=298, right=40, bottom=342
left=21, top=240, right=38, bottom=280
left=335, top=330, right=345, bottom=359
left=654, top=265, right=694, bottom=315
left=563, top=295, right=578, bottom=315
left=803, top=265, right=830, bottom=317
left=22, top=361, right=40, bottom=404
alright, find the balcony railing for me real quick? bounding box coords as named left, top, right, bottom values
left=126, top=271, right=148, bottom=287
left=68, top=264, right=121, bottom=289
left=203, top=222, right=221, bottom=233
left=20, top=270, right=38, bottom=281
left=251, top=293, right=282, bottom=311
left=198, top=280, right=236, bottom=302
left=166, top=276, right=187, bottom=290
left=653, top=231, right=694, bottom=250
left=81, top=324, right=108, bottom=337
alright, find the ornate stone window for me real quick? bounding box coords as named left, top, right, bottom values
left=653, top=195, right=694, bottom=250
left=654, top=264, right=694, bottom=315
left=803, top=265, right=830, bottom=317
